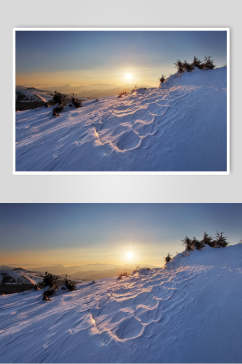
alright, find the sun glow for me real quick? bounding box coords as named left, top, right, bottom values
left=125, top=250, right=135, bottom=262
left=123, top=72, right=134, bottom=83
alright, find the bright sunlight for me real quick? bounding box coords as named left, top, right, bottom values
left=123, top=72, right=134, bottom=83
left=125, top=250, right=135, bottom=262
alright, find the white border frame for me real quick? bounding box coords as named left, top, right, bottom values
left=13, top=27, right=230, bottom=175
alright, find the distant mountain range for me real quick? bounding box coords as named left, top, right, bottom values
left=16, top=84, right=134, bottom=100
left=0, top=263, right=154, bottom=283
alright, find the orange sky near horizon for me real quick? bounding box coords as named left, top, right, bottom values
left=15, top=65, right=174, bottom=90
left=0, top=241, right=180, bottom=268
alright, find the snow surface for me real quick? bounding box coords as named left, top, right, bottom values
left=1, top=244, right=242, bottom=363
left=16, top=67, right=227, bottom=172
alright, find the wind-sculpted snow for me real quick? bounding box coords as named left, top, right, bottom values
left=16, top=67, right=227, bottom=171
left=1, top=244, right=242, bottom=362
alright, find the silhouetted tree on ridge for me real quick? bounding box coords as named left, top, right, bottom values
left=175, top=56, right=216, bottom=73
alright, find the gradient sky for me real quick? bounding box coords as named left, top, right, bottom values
left=16, top=30, right=227, bottom=90
left=0, top=204, right=241, bottom=268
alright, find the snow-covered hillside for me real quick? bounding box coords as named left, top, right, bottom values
left=15, top=67, right=227, bottom=172
left=16, top=86, right=53, bottom=104
left=1, top=244, right=242, bottom=363
left=0, top=266, right=42, bottom=286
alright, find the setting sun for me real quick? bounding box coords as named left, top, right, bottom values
left=124, top=72, right=134, bottom=83
left=125, top=250, right=135, bottom=261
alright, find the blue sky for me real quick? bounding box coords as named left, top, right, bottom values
left=15, top=30, right=227, bottom=89
left=0, top=204, right=240, bottom=267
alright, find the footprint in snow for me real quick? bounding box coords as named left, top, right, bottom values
left=114, top=316, right=143, bottom=340
left=115, top=131, right=141, bottom=152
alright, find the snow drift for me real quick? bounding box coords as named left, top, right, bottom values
left=15, top=67, right=227, bottom=172
left=1, top=243, right=242, bottom=363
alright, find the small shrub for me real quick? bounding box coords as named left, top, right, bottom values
left=43, top=272, right=57, bottom=287
left=183, top=60, right=194, bottom=72
left=175, top=60, right=184, bottom=73
left=64, top=276, right=76, bottom=291
left=52, top=104, right=64, bottom=117
left=201, top=56, right=215, bottom=70
left=201, top=232, right=213, bottom=247
left=118, top=90, right=128, bottom=98
left=183, top=236, right=194, bottom=251
left=183, top=235, right=205, bottom=251
left=72, top=97, right=82, bottom=108
left=208, top=239, right=217, bottom=248
left=53, top=91, right=65, bottom=105
left=159, top=74, right=166, bottom=85
left=43, top=286, right=56, bottom=301
left=214, top=232, right=228, bottom=248
left=194, top=238, right=205, bottom=250
left=117, top=272, right=128, bottom=280
left=165, top=253, right=172, bottom=264
left=192, top=56, right=203, bottom=69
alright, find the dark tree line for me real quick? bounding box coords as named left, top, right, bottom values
left=183, top=232, right=228, bottom=251
left=164, top=232, right=228, bottom=266
left=175, top=56, right=215, bottom=73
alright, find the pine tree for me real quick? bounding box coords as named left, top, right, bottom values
left=165, top=253, right=172, bottom=264
left=202, top=56, right=215, bottom=70
left=192, top=237, right=205, bottom=250
left=175, top=60, right=184, bottom=73
left=214, top=232, right=228, bottom=247
left=160, top=74, right=166, bottom=85
left=192, top=56, right=202, bottom=69
left=201, top=232, right=213, bottom=247
left=183, top=236, right=194, bottom=251
left=183, top=60, right=194, bottom=72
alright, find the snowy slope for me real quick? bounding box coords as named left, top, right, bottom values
left=15, top=67, right=227, bottom=172
left=1, top=244, right=242, bottom=363
left=16, top=86, right=53, bottom=104
left=0, top=266, right=42, bottom=286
